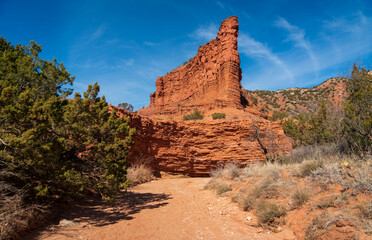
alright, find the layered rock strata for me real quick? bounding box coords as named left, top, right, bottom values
left=114, top=107, right=292, bottom=176
left=138, top=16, right=244, bottom=118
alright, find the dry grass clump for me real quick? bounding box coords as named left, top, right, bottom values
left=316, top=196, right=337, bottom=209
left=358, top=201, right=372, bottom=234
left=127, top=164, right=154, bottom=186
left=358, top=201, right=372, bottom=220
left=211, top=162, right=240, bottom=180
left=297, top=160, right=324, bottom=177
left=0, top=181, right=48, bottom=240
left=285, top=144, right=340, bottom=164
left=310, top=163, right=344, bottom=189
left=205, top=178, right=232, bottom=195
left=241, top=162, right=284, bottom=178
left=351, top=163, right=372, bottom=195
left=238, top=195, right=257, bottom=211
left=255, top=200, right=287, bottom=227
left=250, top=177, right=284, bottom=199
left=291, top=188, right=310, bottom=209
left=305, top=211, right=359, bottom=240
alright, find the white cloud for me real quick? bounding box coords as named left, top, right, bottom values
left=144, top=41, right=157, bottom=46
left=275, top=17, right=319, bottom=80
left=190, top=23, right=218, bottom=41
left=239, top=33, right=294, bottom=82
left=91, top=24, right=106, bottom=40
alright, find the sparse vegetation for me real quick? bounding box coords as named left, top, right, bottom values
left=205, top=178, right=232, bottom=195
left=206, top=146, right=371, bottom=236
left=127, top=164, right=154, bottom=186
left=183, top=109, right=204, bottom=120
left=211, top=112, right=226, bottom=119
left=118, top=102, right=134, bottom=112
left=269, top=110, right=288, bottom=121
left=255, top=200, right=287, bottom=227
left=291, top=189, right=310, bottom=209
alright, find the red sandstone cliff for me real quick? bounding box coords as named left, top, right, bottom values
left=138, top=16, right=245, bottom=118
left=114, top=107, right=292, bottom=176
left=119, top=16, right=294, bottom=176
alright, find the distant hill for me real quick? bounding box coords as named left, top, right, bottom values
left=243, top=77, right=348, bottom=118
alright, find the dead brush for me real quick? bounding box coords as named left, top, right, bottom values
left=255, top=200, right=287, bottom=228
left=305, top=211, right=359, bottom=240
left=351, top=163, right=372, bottom=195
left=249, top=175, right=287, bottom=199
left=239, top=194, right=257, bottom=211
left=205, top=178, right=232, bottom=195
left=210, top=162, right=240, bottom=180
left=357, top=201, right=372, bottom=220
left=291, top=188, right=310, bottom=209
left=241, top=162, right=283, bottom=179
left=295, top=160, right=324, bottom=178
left=127, top=164, right=154, bottom=186
left=317, top=196, right=337, bottom=209
left=0, top=181, right=48, bottom=240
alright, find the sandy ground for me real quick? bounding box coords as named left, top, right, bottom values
left=26, top=178, right=296, bottom=240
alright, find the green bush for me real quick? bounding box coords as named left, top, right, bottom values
left=281, top=101, right=337, bottom=146
left=0, top=37, right=136, bottom=202
left=269, top=110, right=288, bottom=121
left=212, top=112, right=226, bottom=119
left=183, top=109, right=203, bottom=120
left=342, top=64, right=372, bottom=155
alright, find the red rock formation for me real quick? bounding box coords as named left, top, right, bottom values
left=114, top=107, right=292, bottom=176
left=115, top=16, right=294, bottom=176
left=138, top=16, right=244, bottom=118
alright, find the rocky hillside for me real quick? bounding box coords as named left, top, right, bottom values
left=243, top=77, right=348, bottom=118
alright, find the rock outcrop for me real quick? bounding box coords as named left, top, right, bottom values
left=117, top=16, right=294, bottom=176
left=114, top=107, right=292, bottom=176
left=138, top=16, right=245, bottom=118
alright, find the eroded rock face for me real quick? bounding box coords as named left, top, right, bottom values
left=117, top=16, right=293, bottom=175
left=138, top=16, right=244, bottom=118
left=114, top=107, right=292, bottom=176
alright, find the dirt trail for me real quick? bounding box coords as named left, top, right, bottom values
left=26, top=178, right=296, bottom=240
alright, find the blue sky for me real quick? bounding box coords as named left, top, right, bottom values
left=1, top=0, right=372, bottom=110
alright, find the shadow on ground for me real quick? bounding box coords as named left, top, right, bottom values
left=25, top=191, right=171, bottom=239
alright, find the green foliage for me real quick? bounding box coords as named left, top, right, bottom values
left=183, top=109, right=203, bottom=120
left=281, top=101, right=337, bottom=146
left=342, top=63, right=372, bottom=155
left=0, top=37, right=135, bottom=202
left=118, top=102, right=134, bottom=112
left=251, top=96, right=258, bottom=105
left=212, top=112, right=226, bottom=119
left=269, top=110, right=288, bottom=121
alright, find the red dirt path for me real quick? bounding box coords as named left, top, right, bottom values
left=26, top=178, right=296, bottom=240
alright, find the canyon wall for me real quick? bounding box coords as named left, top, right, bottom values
left=114, top=107, right=292, bottom=176
left=138, top=16, right=245, bottom=118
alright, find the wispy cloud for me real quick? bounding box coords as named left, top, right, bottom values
left=275, top=17, right=319, bottom=80
left=190, top=23, right=218, bottom=41
left=144, top=41, right=157, bottom=46
left=323, top=11, right=369, bottom=33
left=215, top=1, right=250, bottom=20
left=91, top=24, right=106, bottom=40
left=239, top=33, right=294, bottom=82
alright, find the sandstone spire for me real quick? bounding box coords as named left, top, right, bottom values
left=138, top=16, right=244, bottom=117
